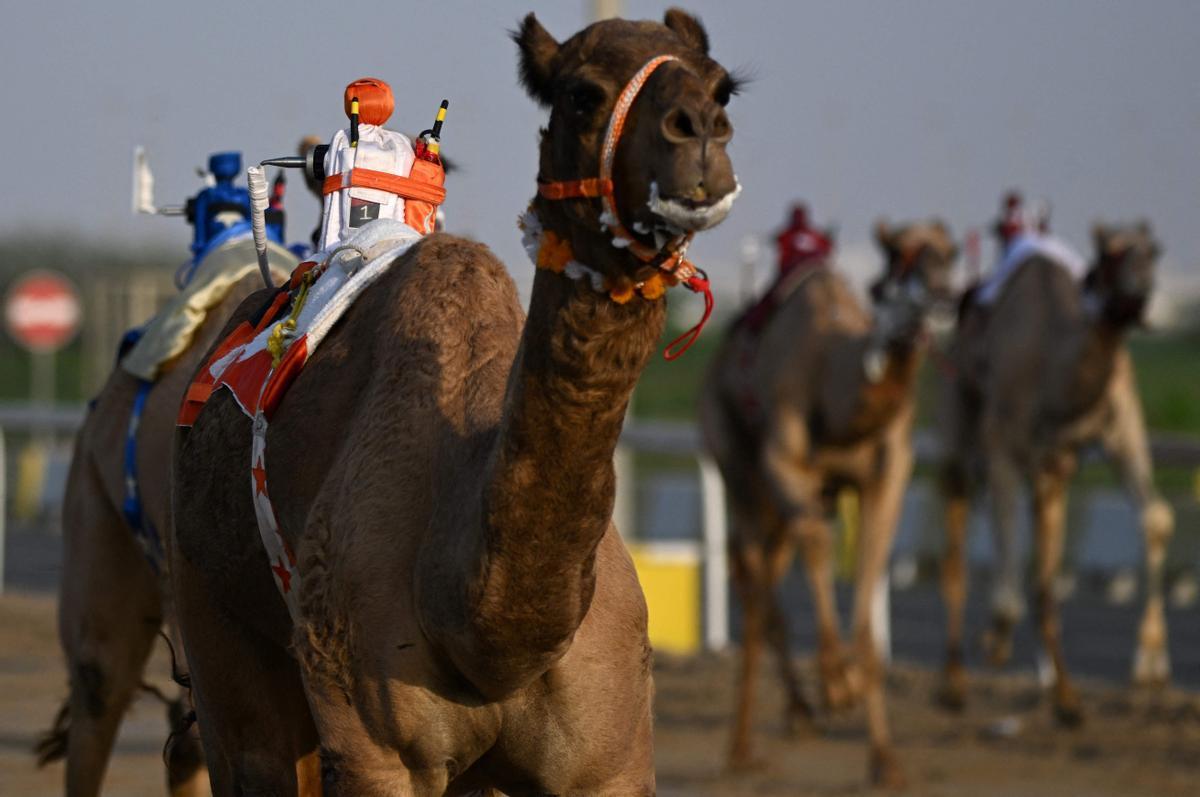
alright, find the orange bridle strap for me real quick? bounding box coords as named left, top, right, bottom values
left=537, top=178, right=613, bottom=200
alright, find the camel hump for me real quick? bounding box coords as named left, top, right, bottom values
left=409, top=233, right=515, bottom=288
left=777, top=267, right=868, bottom=334
left=386, top=233, right=524, bottom=328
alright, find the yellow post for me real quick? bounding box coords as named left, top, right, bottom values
left=14, top=442, right=47, bottom=520
left=630, top=541, right=701, bottom=654
left=836, top=487, right=860, bottom=581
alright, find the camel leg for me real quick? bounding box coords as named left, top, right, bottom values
left=1102, top=358, right=1174, bottom=685
left=164, top=692, right=209, bottom=797
left=173, top=553, right=320, bottom=796
left=851, top=436, right=912, bottom=789
left=937, top=381, right=976, bottom=710
left=54, top=456, right=161, bottom=797
left=794, top=513, right=856, bottom=712
left=1031, top=464, right=1083, bottom=725
left=761, top=410, right=854, bottom=711
left=728, top=535, right=767, bottom=770
left=983, top=444, right=1024, bottom=667
left=761, top=530, right=815, bottom=735
left=937, top=467, right=971, bottom=711
left=159, top=620, right=209, bottom=797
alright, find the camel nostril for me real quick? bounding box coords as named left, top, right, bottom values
left=662, top=107, right=699, bottom=143
left=710, top=109, right=732, bottom=143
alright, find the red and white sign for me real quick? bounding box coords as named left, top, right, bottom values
left=5, top=270, right=82, bottom=353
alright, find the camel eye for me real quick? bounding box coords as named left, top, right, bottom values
left=564, top=81, right=606, bottom=120
left=715, top=80, right=732, bottom=107
left=715, top=72, right=746, bottom=107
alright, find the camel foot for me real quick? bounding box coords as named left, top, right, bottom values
left=869, top=746, right=907, bottom=791
left=820, top=660, right=862, bottom=713
left=1132, top=643, right=1171, bottom=687
left=935, top=665, right=967, bottom=713
left=982, top=616, right=1015, bottom=668
left=782, top=698, right=816, bottom=738
left=1053, top=688, right=1085, bottom=728
left=727, top=745, right=767, bottom=773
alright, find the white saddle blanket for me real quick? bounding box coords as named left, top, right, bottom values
left=207, top=219, right=423, bottom=416
left=976, top=234, right=1088, bottom=305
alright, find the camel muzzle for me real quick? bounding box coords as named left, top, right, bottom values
left=647, top=179, right=741, bottom=232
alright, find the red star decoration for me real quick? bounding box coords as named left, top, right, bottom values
left=252, top=462, right=268, bottom=496
left=271, top=557, right=292, bottom=593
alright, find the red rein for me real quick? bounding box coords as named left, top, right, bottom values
left=663, top=271, right=714, bottom=360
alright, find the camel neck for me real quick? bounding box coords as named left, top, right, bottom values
left=1060, top=315, right=1124, bottom=417
left=831, top=340, right=921, bottom=445
left=469, top=248, right=665, bottom=691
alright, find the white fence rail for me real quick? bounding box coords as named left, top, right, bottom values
left=3, top=405, right=1198, bottom=648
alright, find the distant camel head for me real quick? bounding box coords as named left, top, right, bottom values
left=1087, top=220, right=1160, bottom=327
left=871, top=218, right=959, bottom=339
left=515, top=8, right=741, bottom=274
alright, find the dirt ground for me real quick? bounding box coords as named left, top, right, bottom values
left=3, top=591, right=1198, bottom=797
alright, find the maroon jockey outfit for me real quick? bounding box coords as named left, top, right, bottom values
left=993, top=190, right=1051, bottom=254
left=776, top=203, right=834, bottom=278
left=740, top=202, right=834, bottom=333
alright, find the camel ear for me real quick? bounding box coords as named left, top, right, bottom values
left=931, top=218, right=957, bottom=259
left=874, top=220, right=894, bottom=252
left=513, top=13, right=560, bottom=107
left=664, top=8, right=710, bottom=54
left=1092, top=222, right=1112, bottom=253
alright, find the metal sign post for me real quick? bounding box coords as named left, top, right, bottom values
left=4, top=269, right=81, bottom=531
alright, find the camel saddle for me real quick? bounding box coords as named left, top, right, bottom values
left=178, top=220, right=422, bottom=427
left=735, top=259, right=827, bottom=336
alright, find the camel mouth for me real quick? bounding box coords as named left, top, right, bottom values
left=646, top=180, right=742, bottom=233
left=925, top=304, right=957, bottom=341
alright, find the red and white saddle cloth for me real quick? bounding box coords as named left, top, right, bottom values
left=178, top=219, right=422, bottom=619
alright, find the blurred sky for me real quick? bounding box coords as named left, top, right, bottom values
left=1, top=0, right=1197, bottom=304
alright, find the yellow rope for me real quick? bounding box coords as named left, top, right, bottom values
left=268, top=273, right=315, bottom=367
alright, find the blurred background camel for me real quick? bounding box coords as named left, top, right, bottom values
left=938, top=221, right=1173, bottom=724
left=700, top=219, right=958, bottom=786
left=37, top=147, right=305, bottom=795
left=40, top=253, right=292, bottom=797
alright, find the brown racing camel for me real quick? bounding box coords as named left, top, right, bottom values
left=39, top=261, right=289, bottom=797
left=938, top=221, right=1174, bottom=723
left=170, top=10, right=740, bottom=795
left=700, top=221, right=958, bottom=787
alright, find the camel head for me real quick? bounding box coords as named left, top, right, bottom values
left=1087, top=221, right=1160, bottom=328
left=871, top=218, right=959, bottom=340
left=516, top=8, right=741, bottom=278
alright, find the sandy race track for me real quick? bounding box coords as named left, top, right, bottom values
left=3, top=591, right=1198, bottom=796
